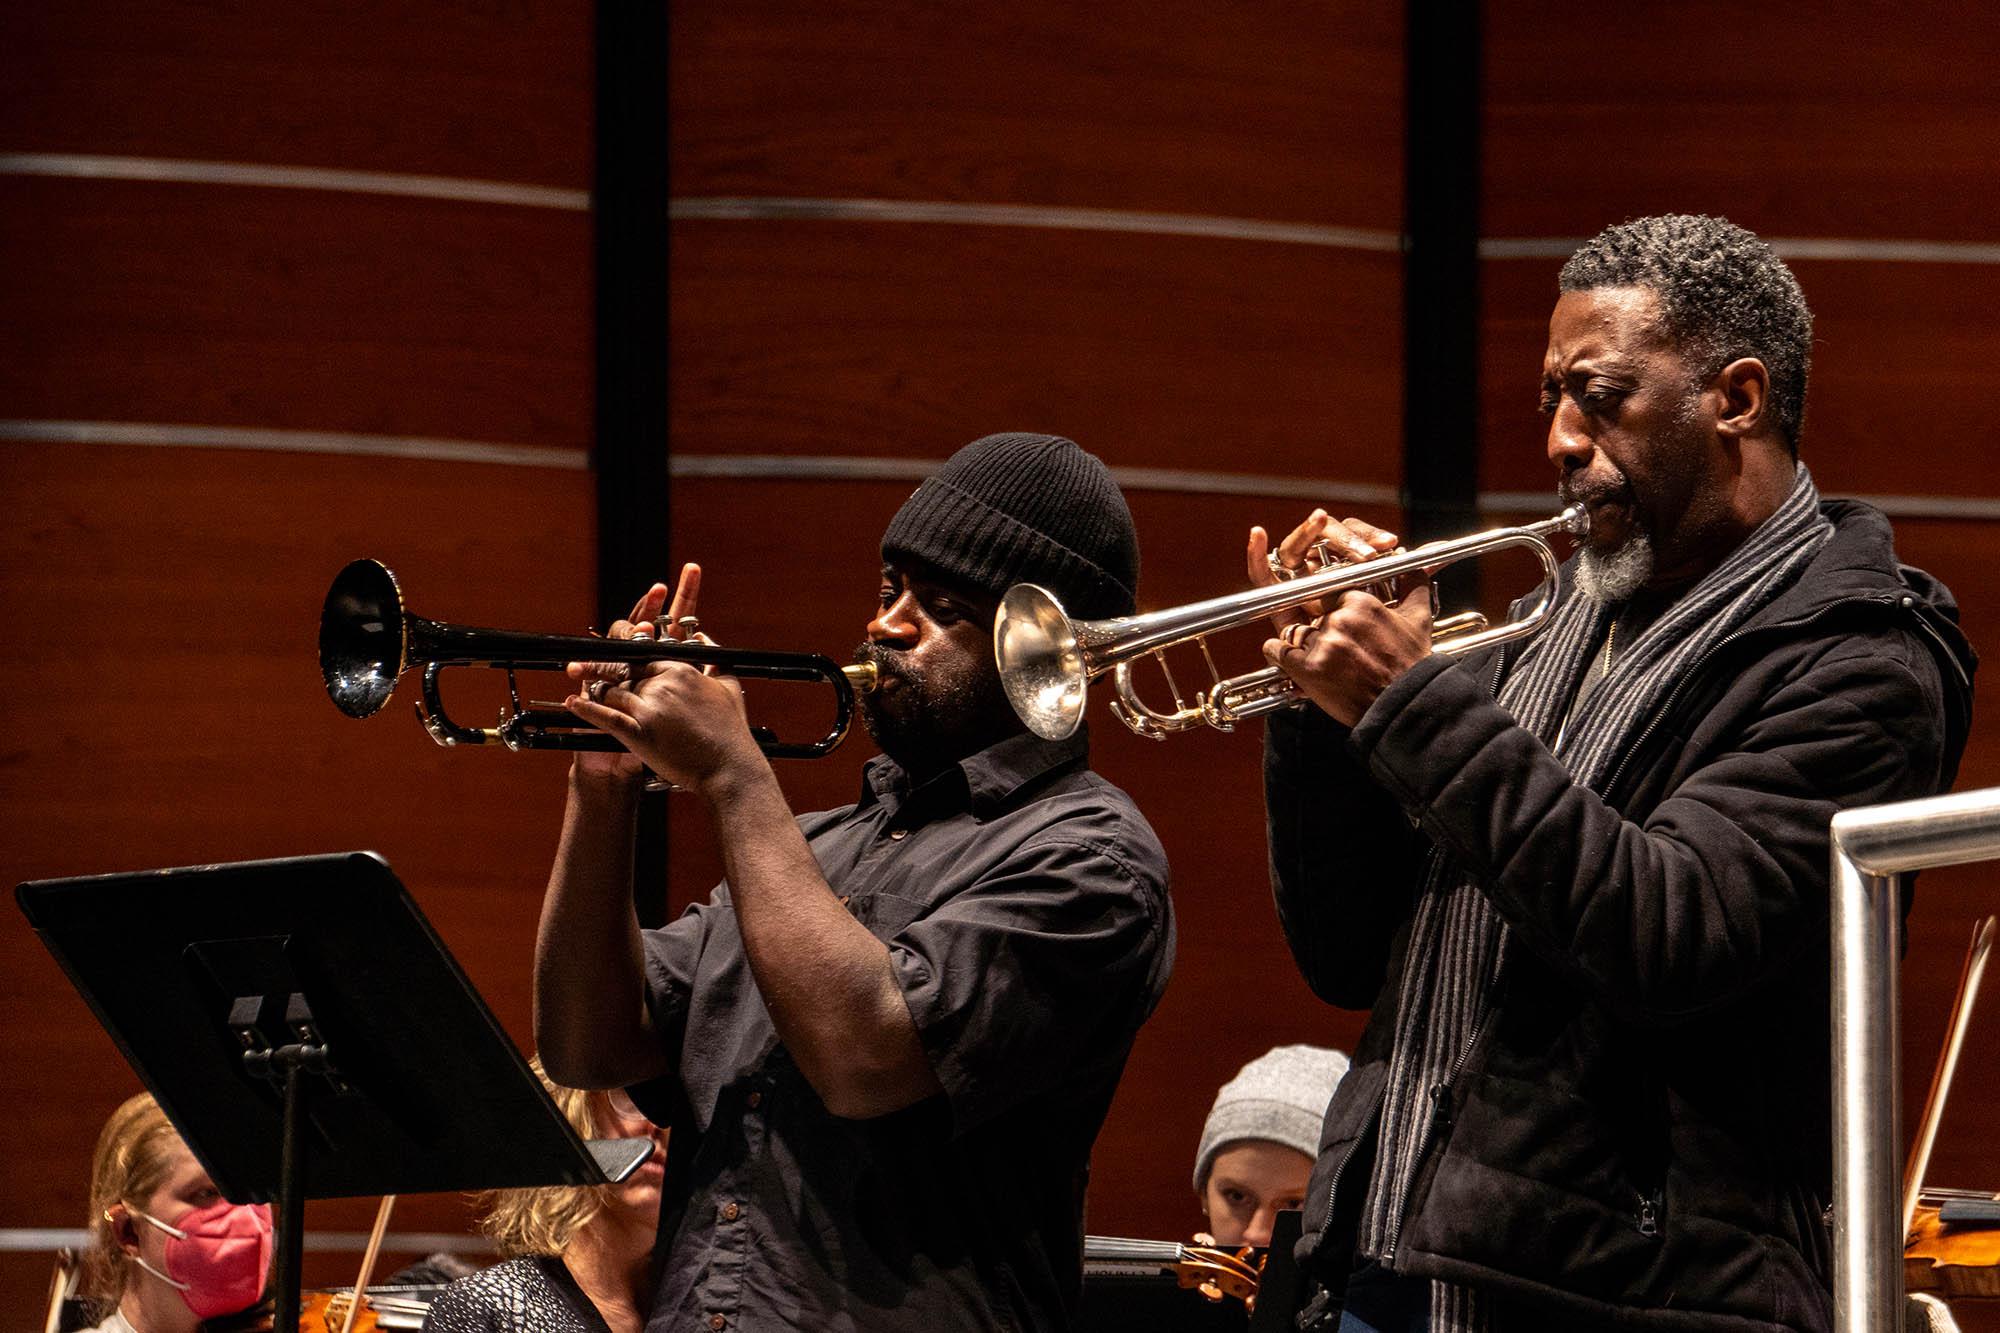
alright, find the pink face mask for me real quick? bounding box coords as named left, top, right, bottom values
left=126, top=1198, right=274, bottom=1319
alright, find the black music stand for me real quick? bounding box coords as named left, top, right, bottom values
left=17, top=851, right=651, bottom=1333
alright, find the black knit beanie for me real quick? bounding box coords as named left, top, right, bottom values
left=881, top=433, right=1139, bottom=620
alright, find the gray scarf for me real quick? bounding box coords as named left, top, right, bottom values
left=1356, top=463, right=1833, bottom=1332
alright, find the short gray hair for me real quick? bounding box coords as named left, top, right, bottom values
left=1559, top=215, right=1812, bottom=450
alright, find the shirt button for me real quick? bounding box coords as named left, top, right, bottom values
left=889, top=828, right=909, bottom=840
left=746, top=1091, right=762, bottom=1110
left=709, top=1316, right=727, bottom=1331
left=721, top=1201, right=742, bottom=1222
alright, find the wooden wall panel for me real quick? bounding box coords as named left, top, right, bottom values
left=0, top=441, right=597, bottom=1292
left=1, top=3, right=595, bottom=1310
left=671, top=1, right=1402, bottom=224
left=0, top=176, right=591, bottom=449
left=2, top=3, right=592, bottom=186
left=1482, top=2, right=2000, bottom=242
left=669, top=219, right=1402, bottom=482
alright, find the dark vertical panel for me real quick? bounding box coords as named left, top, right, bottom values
left=594, top=3, right=672, bottom=924
left=1403, top=2, right=1482, bottom=579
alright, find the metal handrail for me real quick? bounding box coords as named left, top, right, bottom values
left=1830, top=784, right=2000, bottom=1333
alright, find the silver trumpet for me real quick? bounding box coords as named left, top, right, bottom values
left=995, top=507, right=1587, bottom=741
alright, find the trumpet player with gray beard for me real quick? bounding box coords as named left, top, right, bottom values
left=1250, top=216, right=1974, bottom=1333
left=532, top=432, right=1173, bottom=1333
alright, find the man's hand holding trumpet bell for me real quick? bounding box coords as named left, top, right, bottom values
left=1246, top=508, right=1436, bottom=729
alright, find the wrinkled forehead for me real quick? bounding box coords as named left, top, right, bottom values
left=1544, top=284, right=1673, bottom=374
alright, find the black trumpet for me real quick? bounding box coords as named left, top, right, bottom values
left=319, top=558, right=875, bottom=761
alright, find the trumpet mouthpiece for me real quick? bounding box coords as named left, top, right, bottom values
left=843, top=661, right=880, bottom=694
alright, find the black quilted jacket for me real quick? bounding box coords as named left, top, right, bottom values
left=1265, top=501, right=1975, bottom=1333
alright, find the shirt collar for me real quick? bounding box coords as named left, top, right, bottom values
left=857, top=726, right=1092, bottom=820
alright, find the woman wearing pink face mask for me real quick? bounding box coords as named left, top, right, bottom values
left=77, top=1092, right=275, bottom=1333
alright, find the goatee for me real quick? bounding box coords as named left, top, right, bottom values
left=854, top=642, right=1020, bottom=776
left=1573, top=532, right=1654, bottom=604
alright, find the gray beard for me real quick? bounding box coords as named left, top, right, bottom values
left=1573, top=532, right=1655, bottom=604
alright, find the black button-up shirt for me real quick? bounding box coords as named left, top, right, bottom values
left=631, top=729, right=1175, bottom=1332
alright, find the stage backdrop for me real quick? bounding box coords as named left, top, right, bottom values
left=3, top=3, right=1996, bottom=1326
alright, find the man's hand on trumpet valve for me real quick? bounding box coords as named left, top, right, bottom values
left=568, top=652, right=760, bottom=797
left=1245, top=509, right=1402, bottom=629
left=1243, top=508, right=1431, bottom=725
left=1259, top=580, right=1436, bottom=731
left=563, top=562, right=740, bottom=790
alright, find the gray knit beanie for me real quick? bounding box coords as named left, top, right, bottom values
left=880, top=432, right=1139, bottom=620
left=1193, top=1045, right=1350, bottom=1194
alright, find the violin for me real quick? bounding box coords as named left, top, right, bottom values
left=1905, top=1188, right=2000, bottom=1299
left=1084, top=1234, right=1263, bottom=1310
left=1899, top=917, right=1998, bottom=1304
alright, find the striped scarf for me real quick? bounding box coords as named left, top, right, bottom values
left=1356, top=463, right=1833, bottom=1332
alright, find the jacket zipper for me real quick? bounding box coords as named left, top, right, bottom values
left=1637, top=1188, right=1662, bottom=1238
left=1378, top=992, right=1498, bottom=1265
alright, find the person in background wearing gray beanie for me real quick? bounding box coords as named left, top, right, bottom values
left=535, top=432, right=1175, bottom=1333
left=1194, top=1045, right=1350, bottom=1250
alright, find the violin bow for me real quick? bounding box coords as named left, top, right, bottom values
left=337, top=1194, right=398, bottom=1333
left=43, top=1247, right=77, bottom=1333
left=1902, top=915, right=1996, bottom=1240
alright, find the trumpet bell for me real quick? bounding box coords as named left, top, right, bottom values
left=321, top=558, right=409, bottom=719
left=995, top=584, right=1089, bottom=741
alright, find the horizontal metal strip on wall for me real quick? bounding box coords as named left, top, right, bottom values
left=669, top=196, right=1403, bottom=251
left=672, top=451, right=1401, bottom=506
left=0, top=152, right=589, bottom=210
left=4, top=419, right=1992, bottom=521
left=0, top=419, right=590, bottom=469
left=7, top=155, right=1997, bottom=266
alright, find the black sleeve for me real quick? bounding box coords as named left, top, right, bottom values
left=1264, top=702, right=1427, bottom=1009
left=1349, top=634, right=1950, bottom=1023
left=885, top=820, right=1173, bottom=1135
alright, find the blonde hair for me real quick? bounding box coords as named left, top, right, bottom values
left=81, top=1092, right=184, bottom=1311
left=476, top=1060, right=625, bottom=1258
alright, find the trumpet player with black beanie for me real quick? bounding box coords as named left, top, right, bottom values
left=1253, top=216, right=1975, bottom=1333
left=533, top=432, right=1174, bottom=1332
